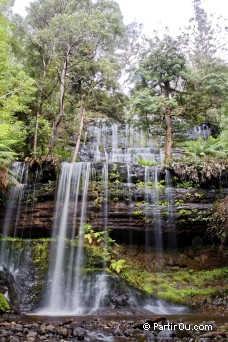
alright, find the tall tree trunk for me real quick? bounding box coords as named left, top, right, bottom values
left=164, top=81, right=172, bottom=162
left=33, top=61, right=47, bottom=157
left=49, top=49, right=70, bottom=156
left=33, top=91, right=42, bottom=157
left=71, top=101, right=85, bottom=163
left=165, top=107, right=172, bottom=161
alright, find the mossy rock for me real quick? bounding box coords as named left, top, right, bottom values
left=0, top=293, right=10, bottom=313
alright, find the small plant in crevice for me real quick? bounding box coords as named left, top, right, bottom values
left=137, top=158, right=157, bottom=167
left=84, top=224, right=116, bottom=262
left=110, top=259, right=126, bottom=274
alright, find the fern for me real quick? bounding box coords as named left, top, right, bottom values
left=184, top=137, right=227, bottom=158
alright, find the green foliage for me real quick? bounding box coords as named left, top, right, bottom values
left=121, top=257, right=228, bottom=305
left=0, top=293, right=10, bottom=313
left=0, top=127, right=17, bottom=168
left=54, top=148, right=72, bottom=162
left=110, top=259, right=125, bottom=274
left=137, top=158, right=157, bottom=166
left=84, top=225, right=115, bottom=247
left=23, top=0, right=127, bottom=155
left=0, top=0, right=35, bottom=163
left=133, top=209, right=144, bottom=218
left=31, top=240, right=50, bottom=272
left=27, top=117, right=51, bottom=155
left=184, top=137, right=227, bottom=158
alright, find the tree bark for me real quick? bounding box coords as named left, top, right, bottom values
left=33, top=91, right=42, bottom=156
left=164, top=81, right=172, bottom=162
left=165, top=107, right=172, bottom=161
left=49, top=48, right=70, bottom=156
left=33, top=58, right=48, bottom=156
left=71, top=101, right=85, bottom=163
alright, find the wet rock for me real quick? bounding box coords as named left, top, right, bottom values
left=2, top=267, right=20, bottom=314
left=157, top=329, right=176, bottom=338
left=27, top=331, right=38, bottom=338
left=46, top=324, right=55, bottom=333
left=176, top=328, right=193, bottom=339
left=8, top=337, right=20, bottom=342
left=37, top=325, right=46, bottom=335
left=14, top=324, right=23, bottom=332
left=110, top=293, right=129, bottom=307
left=0, top=330, right=8, bottom=337
left=59, top=327, right=68, bottom=337
left=145, top=331, right=157, bottom=341
left=0, top=337, right=7, bottom=342
left=72, top=327, right=86, bottom=340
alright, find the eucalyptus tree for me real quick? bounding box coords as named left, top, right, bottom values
left=180, top=0, right=228, bottom=67
left=70, top=54, right=126, bottom=162
left=178, top=0, right=228, bottom=131
left=26, top=0, right=126, bottom=157
left=0, top=0, right=35, bottom=189
left=0, top=0, right=35, bottom=164
left=131, top=35, right=188, bottom=161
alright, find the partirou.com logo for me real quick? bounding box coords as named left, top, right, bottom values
left=143, top=322, right=213, bottom=331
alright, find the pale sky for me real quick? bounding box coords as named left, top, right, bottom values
left=13, top=0, right=228, bottom=38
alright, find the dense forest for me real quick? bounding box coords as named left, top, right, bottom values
left=0, top=0, right=227, bottom=164
left=0, top=0, right=228, bottom=229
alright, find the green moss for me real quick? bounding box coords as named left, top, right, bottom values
left=0, top=293, right=10, bottom=313
left=177, top=209, right=191, bottom=217
left=31, top=240, right=51, bottom=272
left=119, top=257, right=228, bottom=306
left=194, top=192, right=204, bottom=198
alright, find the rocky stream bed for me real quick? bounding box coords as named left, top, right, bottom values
left=0, top=314, right=228, bottom=341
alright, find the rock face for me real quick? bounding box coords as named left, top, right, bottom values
left=0, top=123, right=227, bottom=247
left=0, top=162, right=227, bottom=247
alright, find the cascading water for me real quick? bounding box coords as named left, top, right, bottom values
left=40, top=162, right=91, bottom=314
left=86, top=124, right=164, bottom=164
left=0, top=124, right=188, bottom=316
left=165, top=169, right=177, bottom=249
left=144, top=166, right=163, bottom=251
left=38, top=124, right=180, bottom=315
left=0, top=162, right=29, bottom=265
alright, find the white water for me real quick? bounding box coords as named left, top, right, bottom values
left=41, top=162, right=91, bottom=314
left=0, top=162, right=29, bottom=265
left=165, top=169, right=177, bottom=249
left=144, top=166, right=163, bottom=251
left=87, top=124, right=163, bottom=164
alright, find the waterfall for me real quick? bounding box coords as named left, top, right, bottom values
left=86, top=124, right=161, bottom=164
left=165, top=169, right=177, bottom=249
left=40, top=162, right=91, bottom=314
left=144, top=167, right=163, bottom=252
left=0, top=124, right=189, bottom=316
left=0, top=162, right=29, bottom=266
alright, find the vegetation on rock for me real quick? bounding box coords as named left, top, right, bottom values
left=208, top=196, right=228, bottom=251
